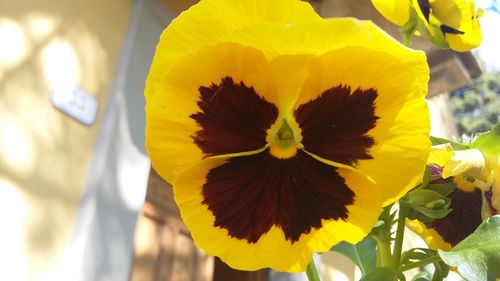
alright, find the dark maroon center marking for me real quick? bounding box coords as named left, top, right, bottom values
left=294, top=85, right=378, bottom=165
left=417, top=0, right=431, bottom=22
left=426, top=185, right=482, bottom=246
left=191, top=77, right=278, bottom=157
left=440, top=24, right=465, bottom=35
left=483, top=188, right=497, bottom=216
left=202, top=149, right=354, bottom=243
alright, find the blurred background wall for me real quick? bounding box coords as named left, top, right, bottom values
left=0, top=0, right=132, bottom=279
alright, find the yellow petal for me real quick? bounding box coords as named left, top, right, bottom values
left=227, top=21, right=431, bottom=202
left=430, top=0, right=464, bottom=27
left=292, top=35, right=430, bottom=205
left=407, top=219, right=452, bottom=250
left=146, top=43, right=277, bottom=183
left=428, top=143, right=454, bottom=167
left=431, top=0, right=482, bottom=51
left=445, top=18, right=482, bottom=52
left=442, top=148, right=488, bottom=179
left=173, top=152, right=381, bottom=272
left=227, top=18, right=415, bottom=60
left=144, top=0, right=319, bottom=101
left=371, top=0, right=412, bottom=26
left=429, top=145, right=493, bottom=191
left=295, top=19, right=430, bottom=206
left=411, top=0, right=435, bottom=34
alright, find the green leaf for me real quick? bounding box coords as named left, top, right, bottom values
left=401, top=248, right=436, bottom=266
left=412, top=206, right=452, bottom=220
left=331, top=236, right=377, bottom=276
left=421, top=168, right=431, bottom=188
left=470, top=122, right=500, bottom=155
left=359, top=268, right=396, bottom=281
left=431, top=259, right=449, bottom=281
left=425, top=183, right=455, bottom=197
left=438, top=215, right=500, bottom=281
left=430, top=136, right=469, bottom=150
left=306, top=260, right=321, bottom=281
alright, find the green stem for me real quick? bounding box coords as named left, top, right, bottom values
left=399, top=255, right=442, bottom=272
left=403, top=33, right=413, bottom=47
left=375, top=236, right=392, bottom=268
left=306, top=259, right=321, bottom=281
left=432, top=271, right=445, bottom=281
left=392, top=204, right=409, bottom=268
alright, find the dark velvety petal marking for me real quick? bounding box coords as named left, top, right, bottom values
left=417, top=0, right=431, bottom=22
left=440, top=24, right=465, bottom=35
left=426, top=187, right=482, bottom=246
left=202, top=149, right=354, bottom=243
left=191, top=77, right=278, bottom=157
left=294, top=85, right=378, bottom=165
left=484, top=187, right=497, bottom=215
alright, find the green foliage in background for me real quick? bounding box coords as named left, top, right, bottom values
left=451, top=72, right=500, bottom=135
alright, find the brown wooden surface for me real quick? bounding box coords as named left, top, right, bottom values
left=214, top=258, right=269, bottom=281
left=130, top=169, right=269, bottom=281
left=129, top=169, right=214, bottom=281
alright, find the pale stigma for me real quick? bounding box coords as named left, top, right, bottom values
left=270, top=118, right=299, bottom=159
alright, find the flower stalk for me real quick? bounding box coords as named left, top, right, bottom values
left=306, top=259, right=321, bottom=281
left=392, top=203, right=409, bottom=267
left=376, top=238, right=393, bottom=268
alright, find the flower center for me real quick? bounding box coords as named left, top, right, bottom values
left=276, top=119, right=295, bottom=147
left=270, top=118, right=300, bottom=159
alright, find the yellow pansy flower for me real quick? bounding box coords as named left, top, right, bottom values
left=371, top=0, right=483, bottom=51
left=145, top=0, right=430, bottom=272
left=408, top=143, right=499, bottom=250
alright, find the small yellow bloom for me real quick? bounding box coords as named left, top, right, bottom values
left=409, top=143, right=499, bottom=250
left=145, top=0, right=430, bottom=272
left=371, top=0, right=483, bottom=51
